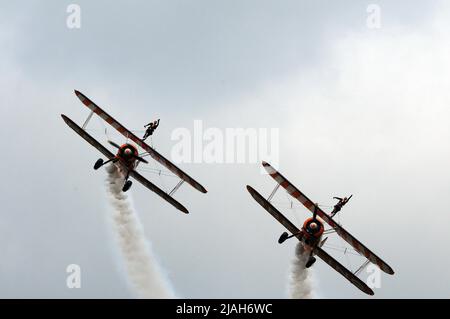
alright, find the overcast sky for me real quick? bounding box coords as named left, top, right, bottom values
left=1, top=0, right=449, bottom=298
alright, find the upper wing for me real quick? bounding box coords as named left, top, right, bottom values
left=129, top=170, right=189, bottom=214
left=61, top=114, right=189, bottom=214
left=246, top=185, right=302, bottom=240
left=262, top=161, right=394, bottom=275
left=314, top=246, right=374, bottom=296
left=74, top=90, right=207, bottom=194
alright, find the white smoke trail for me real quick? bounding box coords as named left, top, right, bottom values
left=289, top=242, right=315, bottom=299
left=105, top=164, right=175, bottom=298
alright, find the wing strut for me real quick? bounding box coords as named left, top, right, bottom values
left=267, top=184, right=280, bottom=202
left=354, top=259, right=371, bottom=276
left=82, top=110, right=95, bottom=130
left=169, top=180, right=185, bottom=196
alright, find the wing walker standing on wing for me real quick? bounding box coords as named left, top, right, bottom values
left=143, top=119, right=160, bottom=141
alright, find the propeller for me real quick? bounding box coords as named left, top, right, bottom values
left=278, top=205, right=323, bottom=246
left=108, top=140, right=121, bottom=149
left=312, top=203, right=319, bottom=220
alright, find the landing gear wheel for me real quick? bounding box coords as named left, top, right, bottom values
left=94, top=159, right=104, bottom=170
left=305, top=256, right=316, bottom=268
left=122, top=180, right=133, bottom=192
left=278, top=232, right=289, bottom=244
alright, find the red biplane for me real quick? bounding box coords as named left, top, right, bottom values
left=247, top=161, right=394, bottom=295
left=61, top=90, right=207, bottom=214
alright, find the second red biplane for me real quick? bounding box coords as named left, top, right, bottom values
left=247, top=161, right=394, bottom=295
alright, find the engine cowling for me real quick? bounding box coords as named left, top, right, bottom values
left=302, top=217, right=324, bottom=239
